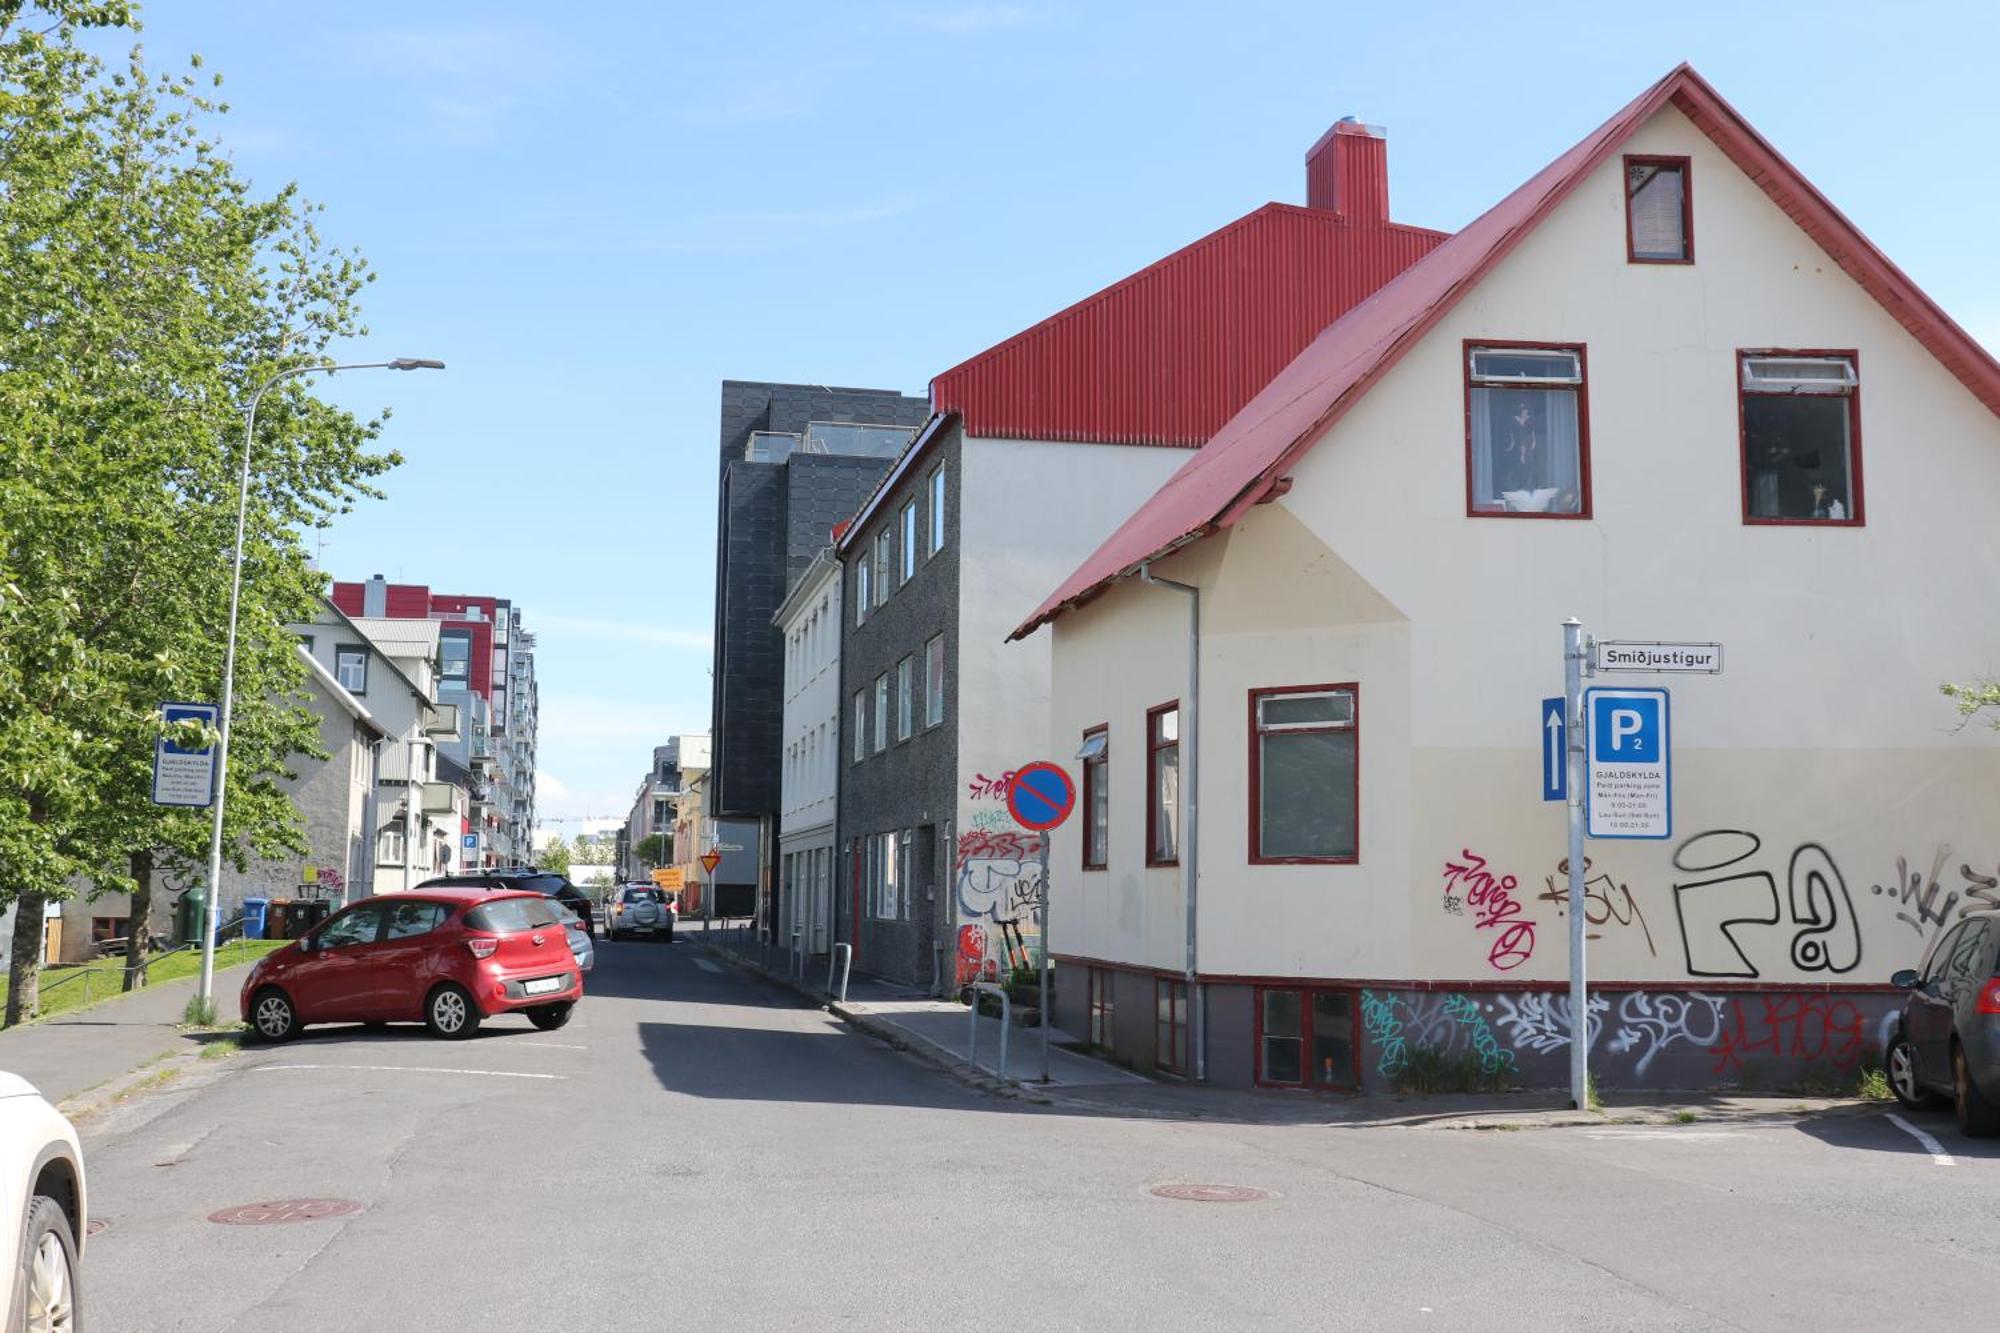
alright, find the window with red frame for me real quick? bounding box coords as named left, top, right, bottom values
left=1156, top=978, right=1188, bottom=1075
left=1259, top=987, right=1355, bottom=1088
left=1146, top=703, right=1179, bottom=866
left=1739, top=352, right=1862, bottom=524
left=1080, top=726, right=1108, bottom=870
left=1625, top=155, right=1691, bottom=263
left=1088, top=967, right=1115, bottom=1049
left=1251, top=685, right=1358, bottom=863
left=1465, top=345, right=1589, bottom=517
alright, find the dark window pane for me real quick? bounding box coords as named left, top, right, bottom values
left=1312, top=992, right=1354, bottom=1087
left=384, top=902, right=446, bottom=940
left=465, top=897, right=561, bottom=933
left=1260, top=731, right=1357, bottom=858
left=1260, top=692, right=1351, bottom=727
left=1743, top=394, right=1852, bottom=520
left=317, top=905, right=383, bottom=949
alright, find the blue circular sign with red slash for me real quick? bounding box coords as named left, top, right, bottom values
left=1007, top=761, right=1076, bottom=832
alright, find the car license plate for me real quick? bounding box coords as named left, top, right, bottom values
left=523, top=976, right=563, bottom=996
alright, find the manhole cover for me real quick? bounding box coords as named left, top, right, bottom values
left=85, top=1219, right=108, bottom=1237
left=207, top=1198, right=362, bottom=1226
left=1150, top=1183, right=1272, bottom=1203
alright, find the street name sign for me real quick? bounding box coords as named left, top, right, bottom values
left=1541, top=697, right=1567, bottom=802
left=1592, top=640, right=1722, bottom=674
left=1585, top=687, right=1671, bottom=839
left=151, top=701, right=219, bottom=807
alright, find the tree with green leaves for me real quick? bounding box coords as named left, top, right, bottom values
left=0, top=2, right=397, bottom=1022
left=634, top=832, right=672, bottom=867
left=539, top=837, right=573, bottom=877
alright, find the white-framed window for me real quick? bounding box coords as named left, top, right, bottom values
left=896, top=657, right=913, bottom=741
left=873, top=673, right=888, bottom=753
left=900, top=500, right=917, bottom=582
left=925, top=634, right=945, bottom=727
left=928, top=466, right=946, bottom=555
left=874, top=529, right=893, bottom=604
left=870, top=831, right=903, bottom=921
left=853, top=691, right=866, bottom=763
left=1465, top=345, right=1589, bottom=517
left=855, top=560, right=871, bottom=626
left=376, top=824, right=404, bottom=865
left=336, top=646, right=369, bottom=694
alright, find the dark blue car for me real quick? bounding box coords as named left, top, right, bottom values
left=1888, top=913, right=2000, bottom=1135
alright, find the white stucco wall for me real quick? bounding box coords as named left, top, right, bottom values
left=1051, top=102, right=2000, bottom=992
left=778, top=558, right=842, bottom=843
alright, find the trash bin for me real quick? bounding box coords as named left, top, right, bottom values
left=266, top=898, right=295, bottom=940
left=295, top=900, right=330, bottom=934
left=175, top=891, right=204, bottom=945
left=242, top=897, right=269, bottom=940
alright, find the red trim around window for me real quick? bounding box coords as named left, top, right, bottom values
left=1462, top=339, right=1592, bottom=521
left=1248, top=682, right=1359, bottom=866
left=1252, top=984, right=1360, bottom=1090
left=1145, top=700, right=1180, bottom=868
left=1081, top=722, right=1108, bottom=871
left=1737, top=348, right=1865, bottom=528
left=1623, top=154, right=1693, bottom=265
left=1155, top=976, right=1188, bottom=1076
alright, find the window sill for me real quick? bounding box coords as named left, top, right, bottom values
left=1145, top=858, right=1181, bottom=869
left=1466, top=507, right=1591, bottom=521
left=1252, top=854, right=1360, bottom=866
left=1082, top=864, right=1107, bottom=873
left=1742, top=516, right=1865, bottom=528
left=1627, top=255, right=1694, bottom=266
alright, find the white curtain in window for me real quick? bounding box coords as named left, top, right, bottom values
left=1471, top=388, right=1581, bottom=511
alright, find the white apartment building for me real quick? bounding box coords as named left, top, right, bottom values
left=776, top=551, right=842, bottom=955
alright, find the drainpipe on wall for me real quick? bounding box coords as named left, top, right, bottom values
left=1138, top=562, right=1203, bottom=1082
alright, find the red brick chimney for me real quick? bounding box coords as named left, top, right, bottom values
left=1306, top=118, right=1390, bottom=226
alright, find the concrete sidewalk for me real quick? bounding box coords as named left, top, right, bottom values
left=0, top=962, right=256, bottom=1108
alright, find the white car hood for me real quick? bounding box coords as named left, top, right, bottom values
left=0, top=1070, right=44, bottom=1099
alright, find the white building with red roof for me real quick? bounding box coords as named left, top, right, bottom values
left=1019, top=65, right=2000, bottom=1092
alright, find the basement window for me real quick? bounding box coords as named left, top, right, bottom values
left=1739, top=352, right=1862, bottom=524
left=1465, top=345, right=1589, bottom=517
left=1625, top=156, right=1692, bottom=263
left=1258, top=987, right=1356, bottom=1088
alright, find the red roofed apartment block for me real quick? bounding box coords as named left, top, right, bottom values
left=1020, top=64, right=2000, bottom=1096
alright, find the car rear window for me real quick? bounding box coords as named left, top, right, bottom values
left=463, top=897, right=564, bottom=933
left=623, top=888, right=663, bottom=904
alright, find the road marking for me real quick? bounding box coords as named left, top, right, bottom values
left=511, top=1042, right=589, bottom=1051
left=694, top=959, right=722, bottom=973
left=1885, top=1113, right=1957, bottom=1166
left=1583, top=1130, right=1750, bottom=1141
left=255, top=1063, right=564, bottom=1081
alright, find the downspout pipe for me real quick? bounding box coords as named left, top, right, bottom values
left=1138, top=562, right=1203, bottom=1082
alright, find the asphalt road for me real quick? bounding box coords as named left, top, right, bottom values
left=75, top=937, right=2000, bottom=1332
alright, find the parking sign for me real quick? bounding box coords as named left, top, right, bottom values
left=1585, top=687, right=1670, bottom=839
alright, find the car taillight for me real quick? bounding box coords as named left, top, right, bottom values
left=1979, top=979, right=2000, bottom=1015
left=466, top=937, right=499, bottom=960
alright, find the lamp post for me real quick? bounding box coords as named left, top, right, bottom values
left=195, top=358, right=445, bottom=1012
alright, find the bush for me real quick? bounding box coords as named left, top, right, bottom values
left=1391, top=1044, right=1516, bottom=1095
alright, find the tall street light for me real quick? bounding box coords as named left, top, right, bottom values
left=195, top=358, right=446, bottom=1011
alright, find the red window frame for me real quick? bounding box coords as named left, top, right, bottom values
left=1081, top=723, right=1108, bottom=871
left=1145, top=700, right=1180, bottom=868
left=1248, top=682, right=1360, bottom=866
left=1462, top=339, right=1592, bottom=521
left=1253, top=986, right=1358, bottom=1089
left=1736, top=348, right=1865, bottom=528
left=1155, top=977, right=1188, bottom=1075
left=1088, top=967, right=1114, bottom=1049
left=1624, top=154, right=1693, bottom=265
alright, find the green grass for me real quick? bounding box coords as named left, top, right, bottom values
left=1854, top=1067, right=1893, bottom=1102
left=1673, top=1108, right=1700, bottom=1124
left=199, top=1037, right=241, bottom=1061
left=27, top=938, right=286, bottom=1023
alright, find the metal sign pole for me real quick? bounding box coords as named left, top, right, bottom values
left=1563, top=617, right=1589, bottom=1111
left=1038, top=833, right=1052, bottom=1084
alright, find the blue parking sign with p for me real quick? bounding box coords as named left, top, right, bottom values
left=1591, top=693, right=1661, bottom=764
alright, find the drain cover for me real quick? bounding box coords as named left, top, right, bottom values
left=85, top=1219, right=108, bottom=1237
left=208, top=1198, right=362, bottom=1226
left=1150, top=1183, right=1272, bottom=1203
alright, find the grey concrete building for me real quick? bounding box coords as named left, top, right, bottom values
left=710, top=381, right=928, bottom=928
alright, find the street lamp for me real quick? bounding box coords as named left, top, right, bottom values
left=195, top=358, right=446, bottom=1011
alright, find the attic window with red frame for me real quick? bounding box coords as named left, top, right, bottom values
left=1626, top=155, right=1692, bottom=263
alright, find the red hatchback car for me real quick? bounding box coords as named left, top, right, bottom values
left=241, top=889, right=583, bottom=1041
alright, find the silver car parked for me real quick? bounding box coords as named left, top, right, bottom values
left=609, top=885, right=674, bottom=942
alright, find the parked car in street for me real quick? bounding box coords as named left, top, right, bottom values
left=419, top=870, right=596, bottom=935
left=609, top=884, right=674, bottom=942
left=551, top=901, right=595, bottom=974
left=3, top=1071, right=85, bottom=1332
left=1887, top=912, right=2000, bottom=1134
left=242, top=888, right=583, bottom=1041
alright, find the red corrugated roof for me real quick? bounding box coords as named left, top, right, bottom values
left=1012, top=64, right=2000, bottom=640
left=932, top=201, right=1446, bottom=449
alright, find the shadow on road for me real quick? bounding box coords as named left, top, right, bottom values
left=1792, top=1106, right=2000, bottom=1160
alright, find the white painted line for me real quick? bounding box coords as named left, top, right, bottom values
left=1583, top=1130, right=1750, bottom=1141
left=1886, top=1113, right=1957, bottom=1166
left=511, top=1042, right=589, bottom=1051
left=255, top=1063, right=564, bottom=1081
left=694, top=959, right=723, bottom=973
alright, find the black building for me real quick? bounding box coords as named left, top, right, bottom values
left=710, top=381, right=929, bottom=922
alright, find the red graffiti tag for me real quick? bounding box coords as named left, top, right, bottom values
left=955, top=829, right=1042, bottom=871
left=1708, top=995, right=1869, bottom=1076
left=967, top=771, right=1018, bottom=801
left=1443, top=850, right=1537, bottom=972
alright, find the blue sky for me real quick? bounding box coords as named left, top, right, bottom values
left=118, top=2, right=2000, bottom=831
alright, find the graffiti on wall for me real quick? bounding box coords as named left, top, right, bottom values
left=1361, top=986, right=1891, bottom=1087
left=1670, top=831, right=1862, bottom=980
left=1869, top=849, right=2000, bottom=941
left=1441, top=850, right=1537, bottom=971
left=954, top=827, right=1043, bottom=986
left=965, top=809, right=1015, bottom=833
left=1534, top=857, right=1656, bottom=956
left=967, top=772, right=1018, bottom=802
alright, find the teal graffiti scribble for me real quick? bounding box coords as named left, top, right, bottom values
left=1361, top=989, right=1407, bottom=1078
left=1440, top=993, right=1518, bottom=1075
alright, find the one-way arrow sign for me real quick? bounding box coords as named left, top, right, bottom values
left=1541, top=697, right=1567, bottom=802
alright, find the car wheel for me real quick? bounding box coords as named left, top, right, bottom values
left=424, top=983, right=481, bottom=1040
left=1887, top=1033, right=1945, bottom=1109
left=1953, top=1044, right=2000, bottom=1136
left=528, top=1003, right=573, bottom=1031
left=249, top=986, right=300, bottom=1043
left=13, top=1194, right=80, bottom=1333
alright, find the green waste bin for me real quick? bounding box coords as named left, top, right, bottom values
left=175, top=891, right=204, bottom=945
